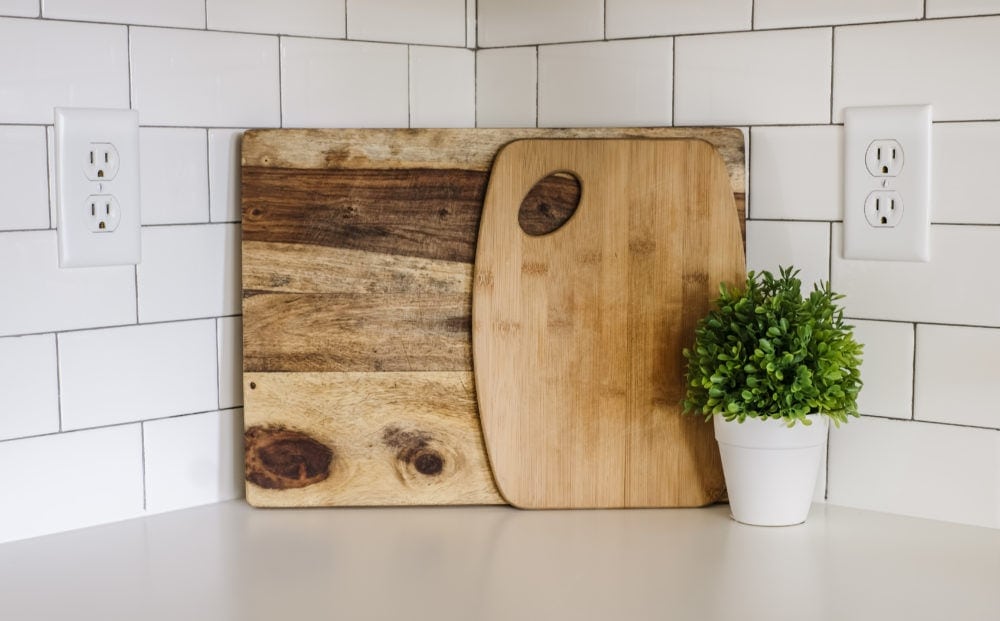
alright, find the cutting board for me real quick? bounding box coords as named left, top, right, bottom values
left=241, top=128, right=745, bottom=507
left=473, top=139, right=745, bottom=509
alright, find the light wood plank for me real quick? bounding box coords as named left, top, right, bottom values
left=473, top=139, right=741, bottom=508
left=244, top=371, right=504, bottom=506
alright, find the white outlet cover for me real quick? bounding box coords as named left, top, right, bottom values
left=55, top=108, right=141, bottom=267
left=843, top=105, right=931, bottom=262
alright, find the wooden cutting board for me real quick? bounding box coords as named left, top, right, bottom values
left=473, top=139, right=745, bottom=509
left=241, top=128, right=745, bottom=507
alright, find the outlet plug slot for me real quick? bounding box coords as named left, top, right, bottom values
left=865, top=139, right=904, bottom=177
left=86, top=194, right=122, bottom=233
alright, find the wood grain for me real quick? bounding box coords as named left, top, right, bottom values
left=473, top=139, right=743, bottom=509
left=242, top=128, right=746, bottom=506
left=243, top=371, right=503, bottom=506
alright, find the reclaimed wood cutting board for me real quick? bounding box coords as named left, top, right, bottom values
left=473, top=139, right=745, bottom=508
left=241, top=128, right=745, bottom=507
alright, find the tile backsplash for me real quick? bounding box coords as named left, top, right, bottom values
left=1, top=1, right=998, bottom=543
left=0, top=1, right=474, bottom=544
left=476, top=2, right=1000, bottom=529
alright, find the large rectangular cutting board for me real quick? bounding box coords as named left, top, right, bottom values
left=241, top=128, right=746, bottom=507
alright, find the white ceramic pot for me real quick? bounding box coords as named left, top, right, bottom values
left=713, top=414, right=829, bottom=526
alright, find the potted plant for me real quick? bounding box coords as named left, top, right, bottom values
left=682, top=267, right=863, bottom=526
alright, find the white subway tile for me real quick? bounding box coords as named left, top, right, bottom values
left=217, top=316, right=243, bottom=409
left=59, top=321, right=218, bottom=430
left=0, top=334, right=58, bottom=441
left=538, top=39, right=672, bottom=128
left=0, top=19, right=128, bottom=124
left=834, top=17, right=1000, bottom=122
left=347, top=0, right=464, bottom=46
left=207, top=0, right=345, bottom=37
left=831, top=224, right=1000, bottom=326
left=933, top=122, right=1000, bottom=224
left=478, top=0, right=603, bottom=47
left=466, top=0, right=475, bottom=47
left=926, top=0, right=1000, bottom=17
left=606, top=0, right=751, bottom=38
left=675, top=28, right=832, bottom=126
left=409, top=47, right=475, bottom=128
left=130, top=28, right=280, bottom=127
left=139, top=128, right=209, bottom=225
left=750, top=126, right=842, bottom=221
left=143, top=409, right=244, bottom=514
left=476, top=47, right=537, bottom=128
left=280, top=38, right=408, bottom=128
left=0, top=425, right=143, bottom=543
left=829, top=417, right=1000, bottom=528
left=746, top=221, right=830, bottom=288
left=754, top=0, right=921, bottom=28
left=0, top=231, right=135, bottom=337
left=915, top=325, right=1000, bottom=429
left=849, top=320, right=914, bottom=420
left=137, top=224, right=241, bottom=323
left=0, top=126, right=49, bottom=230
left=0, top=0, right=38, bottom=17
left=208, top=129, right=245, bottom=223
left=42, top=0, right=205, bottom=28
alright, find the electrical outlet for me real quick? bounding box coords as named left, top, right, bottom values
left=85, top=143, right=120, bottom=181
left=86, top=195, right=122, bottom=232
left=55, top=108, right=140, bottom=267
left=843, top=105, right=931, bottom=262
left=864, top=191, right=903, bottom=227
left=865, top=139, right=903, bottom=177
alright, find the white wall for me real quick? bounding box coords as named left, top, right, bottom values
left=477, top=0, right=1000, bottom=529
left=0, top=0, right=475, bottom=543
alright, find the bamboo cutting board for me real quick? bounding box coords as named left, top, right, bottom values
left=473, top=139, right=745, bottom=509
left=241, top=128, right=745, bottom=507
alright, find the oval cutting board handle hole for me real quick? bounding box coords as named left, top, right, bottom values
left=517, top=171, right=582, bottom=237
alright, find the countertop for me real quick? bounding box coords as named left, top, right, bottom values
left=0, top=501, right=997, bottom=620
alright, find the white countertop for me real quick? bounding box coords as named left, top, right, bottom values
left=0, top=500, right=997, bottom=620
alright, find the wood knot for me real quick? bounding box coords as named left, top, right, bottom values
left=245, top=426, right=334, bottom=490
left=381, top=426, right=446, bottom=478
left=414, top=451, right=444, bottom=476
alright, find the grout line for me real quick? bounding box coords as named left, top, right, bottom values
left=140, top=422, right=148, bottom=511
left=670, top=37, right=677, bottom=126
left=473, top=44, right=479, bottom=127
left=910, top=323, right=918, bottom=420
left=344, top=0, right=349, bottom=39
left=204, top=0, right=208, bottom=28
left=204, top=129, right=212, bottom=221
left=9, top=12, right=1000, bottom=48
left=750, top=0, right=756, bottom=30
left=277, top=36, right=284, bottom=128
left=133, top=265, right=140, bottom=324
left=924, top=0, right=928, bottom=19
left=827, top=222, right=834, bottom=283
left=43, top=126, right=53, bottom=229
left=857, top=412, right=1000, bottom=432
left=54, top=335, right=63, bottom=432
left=0, top=403, right=990, bottom=447
left=0, top=315, right=239, bottom=341
left=829, top=28, right=835, bottom=123
left=126, top=26, right=133, bottom=109
left=406, top=45, right=412, bottom=128
left=534, top=46, right=539, bottom=127
left=603, top=0, right=607, bottom=40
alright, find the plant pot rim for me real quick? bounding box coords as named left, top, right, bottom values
left=714, top=413, right=829, bottom=450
